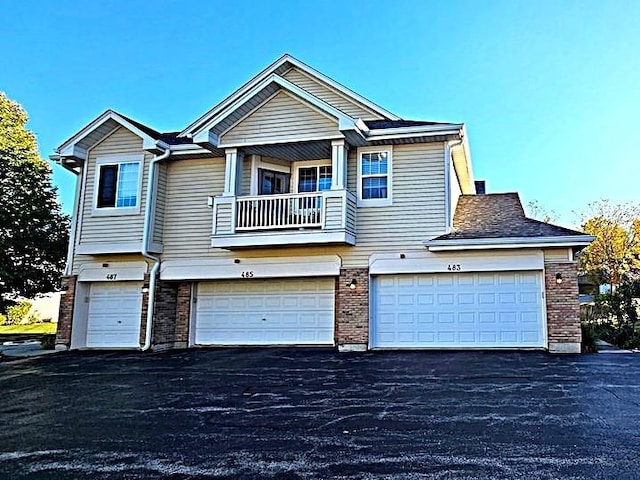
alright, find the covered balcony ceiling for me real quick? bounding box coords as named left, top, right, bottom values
left=240, top=139, right=334, bottom=161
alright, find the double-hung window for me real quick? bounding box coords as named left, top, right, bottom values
left=357, top=147, right=392, bottom=206
left=93, top=155, right=143, bottom=215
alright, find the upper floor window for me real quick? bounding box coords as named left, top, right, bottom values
left=357, top=147, right=393, bottom=206
left=93, top=154, right=143, bottom=215
left=297, top=165, right=332, bottom=193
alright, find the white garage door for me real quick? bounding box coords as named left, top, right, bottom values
left=86, top=282, right=143, bottom=348
left=372, top=271, right=544, bottom=349
left=195, top=278, right=334, bottom=346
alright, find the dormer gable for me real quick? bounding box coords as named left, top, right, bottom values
left=181, top=54, right=399, bottom=139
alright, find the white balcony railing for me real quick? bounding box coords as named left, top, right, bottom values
left=211, top=189, right=357, bottom=248
left=236, top=192, right=324, bottom=231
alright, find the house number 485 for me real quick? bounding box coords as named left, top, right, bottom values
left=241, top=271, right=254, bottom=278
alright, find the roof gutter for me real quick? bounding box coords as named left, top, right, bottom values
left=427, top=235, right=595, bottom=252
left=141, top=142, right=171, bottom=351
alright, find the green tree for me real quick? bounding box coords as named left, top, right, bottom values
left=0, top=92, right=69, bottom=311
left=579, top=200, right=640, bottom=289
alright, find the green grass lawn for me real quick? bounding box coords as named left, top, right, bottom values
left=0, top=323, right=57, bottom=335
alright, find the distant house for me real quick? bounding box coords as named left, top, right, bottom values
left=52, top=54, right=593, bottom=354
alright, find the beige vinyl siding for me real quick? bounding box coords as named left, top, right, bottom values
left=162, top=158, right=225, bottom=258
left=283, top=67, right=384, bottom=120
left=544, top=249, right=572, bottom=263
left=324, top=196, right=343, bottom=230
left=153, top=163, right=168, bottom=244
left=75, top=127, right=149, bottom=256
left=161, top=143, right=447, bottom=268
left=240, top=156, right=252, bottom=196
left=221, top=91, right=340, bottom=145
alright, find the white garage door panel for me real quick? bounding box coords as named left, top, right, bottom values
left=372, top=271, right=544, bottom=348
left=86, top=282, right=142, bottom=348
left=195, top=278, right=334, bottom=345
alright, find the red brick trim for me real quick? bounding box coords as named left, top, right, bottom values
left=55, top=276, right=77, bottom=349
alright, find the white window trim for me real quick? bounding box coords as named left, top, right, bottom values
left=250, top=156, right=292, bottom=195
left=92, top=154, right=144, bottom=216
left=291, top=160, right=332, bottom=193
left=356, top=146, right=393, bottom=207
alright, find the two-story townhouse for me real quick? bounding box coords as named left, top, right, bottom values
left=52, top=54, right=593, bottom=354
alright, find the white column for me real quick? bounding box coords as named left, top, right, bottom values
left=331, top=140, right=348, bottom=190
left=223, top=148, right=244, bottom=196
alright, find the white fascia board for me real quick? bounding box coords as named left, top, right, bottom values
left=427, top=235, right=595, bottom=251
left=211, top=229, right=356, bottom=249
left=366, top=125, right=462, bottom=142
left=180, top=53, right=399, bottom=136
left=77, top=261, right=148, bottom=282
left=58, top=144, right=88, bottom=161
left=56, top=110, right=158, bottom=156
left=218, top=134, right=345, bottom=149
left=76, top=242, right=164, bottom=255
left=161, top=254, right=342, bottom=281
left=190, top=74, right=358, bottom=143
left=369, top=249, right=544, bottom=275
left=282, top=55, right=400, bottom=121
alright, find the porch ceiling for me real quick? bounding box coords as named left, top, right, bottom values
left=240, top=139, right=333, bottom=160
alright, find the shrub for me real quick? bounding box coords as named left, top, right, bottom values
left=40, top=334, right=56, bottom=350
left=582, top=276, right=640, bottom=349
left=581, top=323, right=598, bottom=353
left=5, top=301, right=32, bottom=325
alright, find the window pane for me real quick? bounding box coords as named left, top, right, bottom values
left=361, top=152, right=388, bottom=175
left=116, top=162, right=139, bottom=207
left=259, top=169, right=290, bottom=195
left=362, top=177, right=388, bottom=199
left=297, top=167, right=317, bottom=193
left=97, top=165, right=117, bottom=208
left=318, top=166, right=332, bottom=191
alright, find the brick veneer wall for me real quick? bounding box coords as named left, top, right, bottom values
left=139, top=274, right=150, bottom=345
left=545, top=262, right=581, bottom=353
left=335, top=268, right=369, bottom=351
left=152, top=281, right=191, bottom=350
left=55, top=276, right=77, bottom=349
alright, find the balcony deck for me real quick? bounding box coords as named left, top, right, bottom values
left=211, top=190, right=356, bottom=249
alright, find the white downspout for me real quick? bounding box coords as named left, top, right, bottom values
left=141, top=143, right=171, bottom=351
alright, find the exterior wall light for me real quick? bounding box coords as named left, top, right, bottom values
left=141, top=287, right=150, bottom=294
left=349, top=279, right=357, bottom=290
left=555, top=273, right=563, bottom=284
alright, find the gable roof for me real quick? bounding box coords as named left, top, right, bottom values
left=428, top=193, right=594, bottom=250
left=180, top=54, right=400, bottom=137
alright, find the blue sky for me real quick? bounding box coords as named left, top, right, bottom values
left=1, top=0, right=638, bottom=227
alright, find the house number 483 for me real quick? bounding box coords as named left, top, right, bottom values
left=447, top=264, right=461, bottom=271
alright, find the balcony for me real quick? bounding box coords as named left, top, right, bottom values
left=212, top=190, right=356, bottom=249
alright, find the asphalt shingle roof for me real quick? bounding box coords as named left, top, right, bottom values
left=433, top=193, right=586, bottom=241
left=118, top=112, right=194, bottom=145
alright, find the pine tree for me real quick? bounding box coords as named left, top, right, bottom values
left=0, top=92, right=69, bottom=311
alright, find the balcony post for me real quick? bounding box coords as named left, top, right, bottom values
left=331, top=140, right=348, bottom=190
left=223, top=148, right=243, bottom=196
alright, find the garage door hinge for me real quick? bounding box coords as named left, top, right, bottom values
left=193, top=297, right=197, bottom=303
left=84, top=296, right=89, bottom=303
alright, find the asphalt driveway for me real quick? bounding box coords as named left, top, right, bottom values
left=1, top=349, right=639, bottom=479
